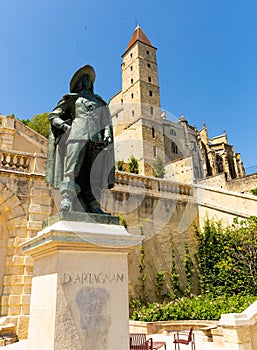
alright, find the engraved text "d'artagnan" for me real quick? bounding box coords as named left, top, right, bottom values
left=61, top=272, right=125, bottom=285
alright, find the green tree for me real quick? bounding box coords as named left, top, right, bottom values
left=154, top=155, right=166, bottom=178
left=20, top=112, right=50, bottom=138
left=128, top=155, right=139, bottom=174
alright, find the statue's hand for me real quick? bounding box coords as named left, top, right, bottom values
left=104, top=136, right=112, bottom=146
left=62, top=123, right=71, bottom=132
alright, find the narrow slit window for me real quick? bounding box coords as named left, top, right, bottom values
left=153, top=145, right=157, bottom=157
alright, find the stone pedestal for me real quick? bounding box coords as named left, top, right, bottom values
left=21, top=215, right=143, bottom=350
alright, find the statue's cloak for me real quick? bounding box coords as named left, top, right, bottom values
left=45, top=93, right=115, bottom=191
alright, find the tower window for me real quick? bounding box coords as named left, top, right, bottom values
left=148, top=76, right=152, bottom=82
left=130, top=66, right=133, bottom=71
left=131, top=78, right=133, bottom=84
left=170, top=128, right=177, bottom=136
left=147, top=63, right=151, bottom=68
left=130, top=53, right=133, bottom=58
left=150, top=106, right=154, bottom=115
left=171, top=141, right=178, bottom=154
left=131, top=93, right=134, bottom=99
left=146, top=50, right=149, bottom=55
left=153, top=145, right=157, bottom=157
left=152, top=127, right=155, bottom=138
left=149, top=90, right=153, bottom=97
left=132, top=110, right=134, bottom=117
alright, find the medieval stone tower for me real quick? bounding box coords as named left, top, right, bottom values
left=110, top=26, right=165, bottom=176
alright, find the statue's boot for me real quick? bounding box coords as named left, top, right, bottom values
left=88, top=199, right=110, bottom=215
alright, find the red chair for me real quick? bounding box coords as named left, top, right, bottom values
left=129, top=333, right=166, bottom=350
left=129, top=333, right=153, bottom=350
left=173, top=327, right=196, bottom=350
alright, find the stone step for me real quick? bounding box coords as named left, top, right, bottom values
left=0, top=322, right=18, bottom=347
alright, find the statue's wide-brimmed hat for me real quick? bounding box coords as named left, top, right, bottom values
left=70, top=64, right=96, bottom=92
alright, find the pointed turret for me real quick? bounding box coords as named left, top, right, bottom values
left=123, top=25, right=156, bottom=56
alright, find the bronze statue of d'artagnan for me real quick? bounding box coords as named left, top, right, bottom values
left=46, top=65, right=115, bottom=214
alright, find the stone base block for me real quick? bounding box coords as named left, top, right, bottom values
left=21, top=219, right=143, bottom=350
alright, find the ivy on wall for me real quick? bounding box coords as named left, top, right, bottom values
left=195, top=216, right=257, bottom=295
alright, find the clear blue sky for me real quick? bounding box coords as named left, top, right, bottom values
left=0, top=0, right=256, bottom=172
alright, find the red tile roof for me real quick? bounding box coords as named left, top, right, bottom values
left=123, top=26, right=156, bottom=56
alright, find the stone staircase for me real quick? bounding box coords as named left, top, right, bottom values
left=0, top=318, right=18, bottom=347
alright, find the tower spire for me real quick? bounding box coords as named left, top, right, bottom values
left=123, top=26, right=156, bottom=56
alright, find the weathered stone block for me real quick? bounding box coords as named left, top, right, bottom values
left=3, top=276, right=11, bottom=286
left=17, top=315, right=29, bottom=339
left=10, top=275, right=23, bottom=286
left=14, top=237, right=27, bottom=248
left=21, top=305, right=30, bottom=315
left=23, top=275, right=32, bottom=285
left=8, top=295, right=22, bottom=306
left=23, top=285, right=31, bottom=295
left=1, top=296, right=9, bottom=306
left=10, top=286, right=24, bottom=295
left=8, top=306, right=21, bottom=316
left=5, top=265, right=24, bottom=276
left=21, top=295, right=30, bottom=305
left=12, top=256, right=26, bottom=266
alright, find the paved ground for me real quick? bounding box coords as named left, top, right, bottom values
left=4, top=331, right=221, bottom=349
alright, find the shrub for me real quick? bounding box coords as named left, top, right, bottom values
left=128, top=155, right=139, bottom=174
left=130, top=294, right=257, bottom=321
left=250, top=188, right=257, bottom=196
left=117, top=159, right=125, bottom=171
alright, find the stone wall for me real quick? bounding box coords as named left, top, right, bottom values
left=0, top=153, right=53, bottom=339
left=101, top=171, right=199, bottom=301
left=196, top=184, right=257, bottom=227
left=226, top=172, right=257, bottom=193
left=198, top=172, right=257, bottom=194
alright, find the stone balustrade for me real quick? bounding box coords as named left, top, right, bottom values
left=115, top=171, right=193, bottom=197
left=0, top=149, right=46, bottom=175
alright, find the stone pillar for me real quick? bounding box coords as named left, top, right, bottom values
left=21, top=214, right=143, bottom=350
